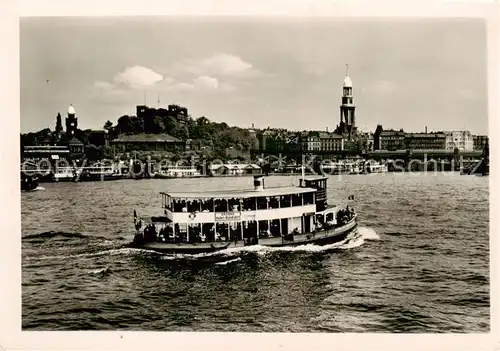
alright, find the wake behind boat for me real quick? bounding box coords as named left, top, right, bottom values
left=131, top=174, right=358, bottom=254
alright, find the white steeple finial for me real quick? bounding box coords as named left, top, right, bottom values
left=68, top=104, right=75, bottom=115
left=343, top=64, right=353, bottom=88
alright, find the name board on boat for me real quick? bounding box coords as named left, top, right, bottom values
left=214, top=212, right=242, bottom=222
left=241, top=212, right=256, bottom=221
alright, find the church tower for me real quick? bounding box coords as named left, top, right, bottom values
left=337, top=64, right=356, bottom=138
left=65, top=104, right=78, bottom=135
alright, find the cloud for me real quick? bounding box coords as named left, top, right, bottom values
left=179, top=53, right=255, bottom=77
left=93, top=81, right=114, bottom=90
left=193, top=75, right=219, bottom=89
left=169, top=75, right=234, bottom=92
left=95, top=66, right=165, bottom=91
left=114, top=66, right=164, bottom=88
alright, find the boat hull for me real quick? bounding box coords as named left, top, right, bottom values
left=154, top=174, right=205, bottom=179
left=131, top=217, right=358, bottom=254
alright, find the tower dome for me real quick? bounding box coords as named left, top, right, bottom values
left=343, top=76, right=353, bottom=88
left=68, top=104, right=75, bottom=115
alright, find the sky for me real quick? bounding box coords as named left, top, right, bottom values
left=20, top=16, right=488, bottom=135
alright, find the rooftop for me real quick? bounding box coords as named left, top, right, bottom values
left=210, top=163, right=261, bottom=170
left=406, top=133, right=446, bottom=138
left=380, top=130, right=405, bottom=136
left=68, top=136, right=84, bottom=145
left=111, top=133, right=182, bottom=143
left=162, top=186, right=317, bottom=199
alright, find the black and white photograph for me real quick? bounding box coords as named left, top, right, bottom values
left=1, top=0, right=498, bottom=349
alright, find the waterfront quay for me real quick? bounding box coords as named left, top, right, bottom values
left=20, top=147, right=485, bottom=183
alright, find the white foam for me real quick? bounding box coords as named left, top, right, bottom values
left=159, top=227, right=379, bottom=260
left=215, top=257, right=242, bottom=265
left=87, top=266, right=110, bottom=275
left=357, top=227, right=381, bottom=241
left=28, top=227, right=380, bottom=263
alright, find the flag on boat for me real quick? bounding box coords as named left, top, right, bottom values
left=134, top=210, right=142, bottom=230
left=348, top=195, right=355, bottom=200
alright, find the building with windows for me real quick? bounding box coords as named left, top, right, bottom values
left=302, top=132, right=321, bottom=152
left=473, top=135, right=488, bottom=150
left=110, top=133, right=185, bottom=152
left=377, top=130, right=406, bottom=151
left=366, top=133, right=374, bottom=152
left=444, top=131, right=473, bottom=151
left=404, top=132, right=446, bottom=150
left=300, top=131, right=344, bottom=153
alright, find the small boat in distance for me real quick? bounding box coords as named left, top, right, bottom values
left=131, top=173, right=358, bottom=254
left=21, top=173, right=44, bottom=192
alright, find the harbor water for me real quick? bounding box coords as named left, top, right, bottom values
left=21, top=173, right=489, bottom=332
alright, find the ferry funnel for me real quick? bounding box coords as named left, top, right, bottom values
left=253, top=175, right=264, bottom=191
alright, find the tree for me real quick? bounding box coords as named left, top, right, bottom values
left=84, top=145, right=104, bottom=161
left=103, top=120, right=113, bottom=131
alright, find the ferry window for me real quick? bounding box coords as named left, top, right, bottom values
left=187, top=200, right=202, bottom=213
left=256, top=197, right=268, bottom=210
left=228, top=198, right=240, bottom=211
left=214, top=199, right=229, bottom=212
left=303, top=192, right=314, bottom=205
left=259, top=221, right=271, bottom=238
left=291, top=193, right=302, bottom=206
left=269, top=196, right=279, bottom=209
left=173, top=199, right=187, bottom=212
left=270, top=219, right=281, bottom=236
left=201, top=199, right=213, bottom=212
left=243, top=197, right=256, bottom=211
left=280, top=195, right=291, bottom=207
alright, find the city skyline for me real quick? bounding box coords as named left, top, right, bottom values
left=21, top=17, right=488, bottom=135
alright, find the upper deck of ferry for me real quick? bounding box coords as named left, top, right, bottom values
left=161, top=186, right=316, bottom=200
left=159, top=175, right=329, bottom=216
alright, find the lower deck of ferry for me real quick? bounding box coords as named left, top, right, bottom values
left=133, top=205, right=356, bottom=248
left=132, top=214, right=358, bottom=254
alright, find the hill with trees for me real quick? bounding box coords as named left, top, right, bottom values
left=106, top=114, right=258, bottom=158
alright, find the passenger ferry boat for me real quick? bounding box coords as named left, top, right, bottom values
left=154, top=165, right=203, bottom=179
left=361, top=161, right=388, bottom=174
left=131, top=174, right=358, bottom=254
left=320, top=161, right=362, bottom=175
left=78, top=163, right=125, bottom=182
left=53, top=167, right=81, bottom=182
